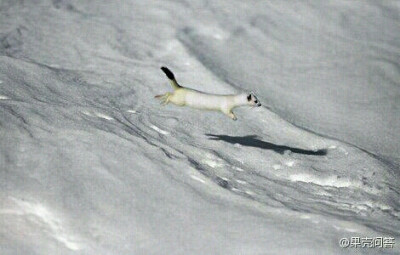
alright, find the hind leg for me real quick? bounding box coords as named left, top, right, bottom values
left=155, top=92, right=172, bottom=105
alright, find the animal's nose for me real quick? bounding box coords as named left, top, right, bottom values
left=257, top=103, right=261, bottom=107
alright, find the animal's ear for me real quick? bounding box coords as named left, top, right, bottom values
left=247, top=94, right=252, bottom=101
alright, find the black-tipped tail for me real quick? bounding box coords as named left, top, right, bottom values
left=161, top=66, right=175, bottom=80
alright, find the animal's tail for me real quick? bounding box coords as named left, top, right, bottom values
left=161, top=66, right=182, bottom=90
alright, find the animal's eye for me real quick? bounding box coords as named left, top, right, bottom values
left=255, top=100, right=258, bottom=103
left=247, top=94, right=252, bottom=101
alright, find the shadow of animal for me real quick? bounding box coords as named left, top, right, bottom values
left=206, top=134, right=327, bottom=156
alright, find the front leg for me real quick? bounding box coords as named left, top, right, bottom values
left=222, top=107, right=237, bottom=120
left=227, top=111, right=237, bottom=121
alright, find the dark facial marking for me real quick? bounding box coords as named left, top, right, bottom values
left=247, top=94, right=252, bottom=101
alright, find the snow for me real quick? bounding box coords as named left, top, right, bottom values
left=288, top=173, right=355, bottom=188
left=1, top=0, right=399, bottom=254
left=150, top=124, right=170, bottom=135
left=3, top=197, right=82, bottom=251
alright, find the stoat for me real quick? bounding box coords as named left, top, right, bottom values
left=155, top=66, right=261, bottom=120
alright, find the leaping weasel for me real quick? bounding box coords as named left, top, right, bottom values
left=155, top=67, right=261, bottom=120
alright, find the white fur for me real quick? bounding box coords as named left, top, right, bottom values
left=156, top=67, right=261, bottom=120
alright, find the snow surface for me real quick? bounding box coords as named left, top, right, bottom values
left=1, top=0, right=399, bottom=254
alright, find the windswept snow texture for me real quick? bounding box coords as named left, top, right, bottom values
left=1, top=1, right=400, bottom=254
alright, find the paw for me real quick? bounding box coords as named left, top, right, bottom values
left=155, top=93, right=171, bottom=105
left=228, top=112, right=237, bottom=120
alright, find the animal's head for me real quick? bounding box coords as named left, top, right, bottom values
left=247, top=92, right=261, bottom=107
